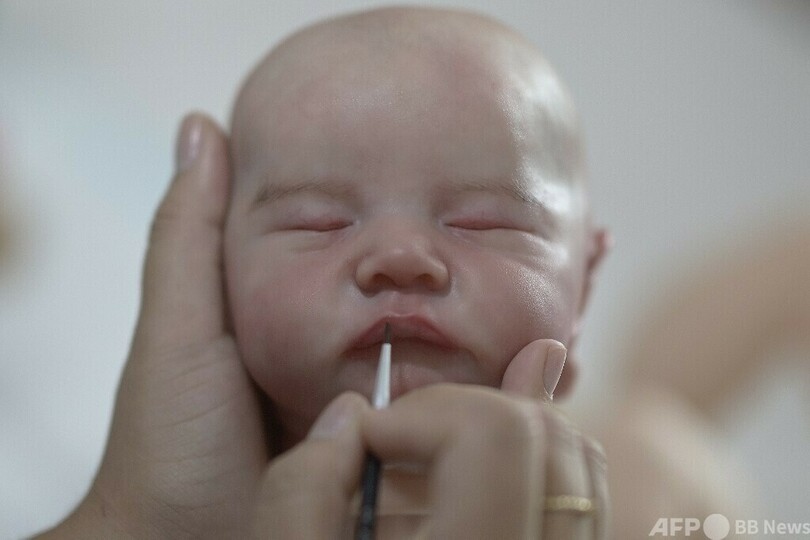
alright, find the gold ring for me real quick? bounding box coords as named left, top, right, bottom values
left=543, top=495, right=596, bottom=514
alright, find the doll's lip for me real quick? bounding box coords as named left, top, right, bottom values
left=349, top=315, right=458, bottom=351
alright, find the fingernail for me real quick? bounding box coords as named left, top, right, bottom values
left=543, top=345, right=567, bottom=399
left=308, top=396, right=354, bottom=440
left=175, top=115, right=203, bottom=173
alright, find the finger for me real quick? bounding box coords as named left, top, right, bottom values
left=363, top=384, right=545, bottom=539
left=501, top=339, right=567, bottom=402
left=583, top=437, right=610, bottom=540
left=255, top=393, right=370, bottom=538
left=541, top=406, right=593, bottom=539
left=134, top=113, right=231, bottom=355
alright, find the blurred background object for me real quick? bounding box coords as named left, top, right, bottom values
left=1, top=1, right=808, bottom=537
left=586, top=215, right=810, bottom=537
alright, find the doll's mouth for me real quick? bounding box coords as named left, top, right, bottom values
left=349, top=315, right=458, bottom=350
left=344, top=315, right=480, bottom=399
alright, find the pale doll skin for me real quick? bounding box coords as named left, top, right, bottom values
left=223, top=7, right=607, bottom=450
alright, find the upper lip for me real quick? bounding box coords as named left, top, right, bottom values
left=349, top=315, right=457, bottom=350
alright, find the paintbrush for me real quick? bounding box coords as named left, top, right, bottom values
left=354, top=322, right=391, bottom=540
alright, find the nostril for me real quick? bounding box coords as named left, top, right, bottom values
left=359, top=267, right=446, bottom=293
left=354, top=241, right=450, bottom=293
left=367, top=272, right=398, bottom=291
left=414, top=271, right=443, bottom=291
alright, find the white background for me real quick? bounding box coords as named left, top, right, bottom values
left=1, top=1, right=809, bottom=537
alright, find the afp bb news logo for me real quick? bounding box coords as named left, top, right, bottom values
left=649, top=514, right=810, bottom=538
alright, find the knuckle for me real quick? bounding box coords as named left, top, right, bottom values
left=257, top=446, right=348, bottom=520
left=260, top=441, right=344, bottom=504
left=583, top=436, right=608, bottom=473
left=336, top=390, right=371, bottom=412
left=541, top=405, right=584, bottom=452
left=475, top=396, right=543, bottom=447
left=409, top=381, right=465, bottom=402
left=399, top=384, right=545, bottom=449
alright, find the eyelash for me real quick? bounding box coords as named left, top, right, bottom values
left=289, top=219, right=353, bottom=232
left=446, top=219, right=515, bottom=231
left=277, top=211, right=521, bottom=234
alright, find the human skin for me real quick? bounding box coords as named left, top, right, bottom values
left=224, top=6, right=607, bottom=449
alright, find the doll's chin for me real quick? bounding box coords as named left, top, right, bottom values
left=388, top=362, right=466, bottom=399
left=342, top=339, right=483, bottom=400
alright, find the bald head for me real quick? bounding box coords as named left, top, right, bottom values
left=230, top=6, right=585, bottom=189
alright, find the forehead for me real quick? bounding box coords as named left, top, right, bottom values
left=230, top=16, right=583, bottom=200
left=246, top=60, right=500, bottom=169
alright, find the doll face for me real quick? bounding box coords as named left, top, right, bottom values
left=224, top=11, right=593, bottom=444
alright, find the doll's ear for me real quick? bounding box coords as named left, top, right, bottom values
left=578, top=227, right=611, bottom=319
left=556, top=228, right=611, bottom=400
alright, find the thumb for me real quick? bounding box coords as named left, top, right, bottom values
left=254, top=393, right=370, bottom=538
left=133, top=113, right=231, bottom=356
left=500, top=339, right=567, bottom=401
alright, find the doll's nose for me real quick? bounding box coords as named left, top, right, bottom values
left=354, top=221, right=449, bottom=293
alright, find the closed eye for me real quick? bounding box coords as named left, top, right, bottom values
left=446, top=219, right=518, bottom=231
left=286, top=219, right=353, bottom=232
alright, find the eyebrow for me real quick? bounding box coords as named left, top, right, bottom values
left=439, top=178, right=548, bottom=210
left=251, top=175, right=549, bottom=210
left=251, top=177, right=357, bottom=209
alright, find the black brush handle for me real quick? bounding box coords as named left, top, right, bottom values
left=355, top=453, right=382, bottom=540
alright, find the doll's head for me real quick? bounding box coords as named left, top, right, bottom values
left=224, top=6, right=607, bottom=447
